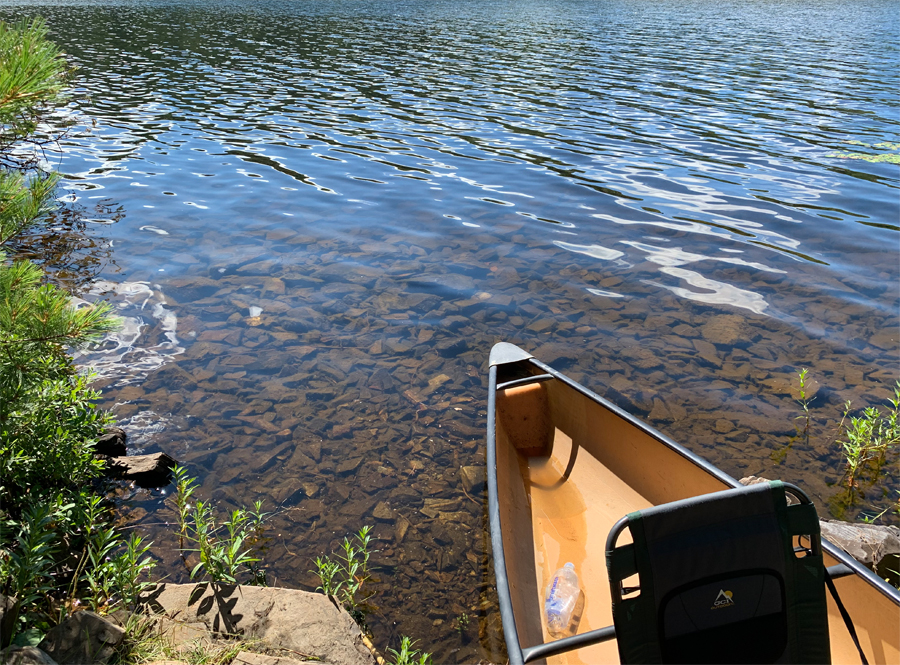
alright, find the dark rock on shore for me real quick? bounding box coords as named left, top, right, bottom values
left=94, top=426, right=127, bottom=457
left=0, top=593, right=17, bottom=649
left=0, top=646, right=57, bottom=665
left=38, top=611, right=124, bottom=664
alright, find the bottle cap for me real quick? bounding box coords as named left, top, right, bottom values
left=564, top=562, right=574, bottom=569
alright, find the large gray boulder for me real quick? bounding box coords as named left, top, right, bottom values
left=141, top=583, right=375, bottom=665
left=37, top=611, right=124, bottom=664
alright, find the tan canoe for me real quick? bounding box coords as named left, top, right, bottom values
left=487, top=343, right=900, bottom=665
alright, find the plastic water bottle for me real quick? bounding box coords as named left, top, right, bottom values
left=544, top=562, right=580, bottom=635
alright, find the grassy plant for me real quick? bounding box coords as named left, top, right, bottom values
left=114, top=614, right=267, bottom=665
left=172, top=464, right=198, bottom=550
left=169, top=465, right=269, bottom=586
left=312, top=526, right=376, bottom=626
left=860, top=491, right=900, bottom=525
left=453, top=612, right=470, bottom=635
left=795, top=368, right=813, bottom=434
left=0, top=499, right=63, bottom=630
left=787, top=372, right=900, bottom=521
left=387, top=636, right=432, bottom=665
left=0, top=490, right=157, bottom=643
left=82, top=529, right=156, bottom=614
left=837, top=383, right=900, bottom=490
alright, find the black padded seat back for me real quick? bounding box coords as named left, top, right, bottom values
left=606, top=481, right=829, bottom=664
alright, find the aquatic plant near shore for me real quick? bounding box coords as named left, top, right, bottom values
left=836, top=384, right=900, bottom=491
left=170, top=465, right=269, bottom=585
left=795, top=367, right=813, bottom=435
left=312, top=525, right=376, bottom=627
left=387, top=636, right=432, bottom=665
left=786, top=371, right=900, bottom=520
left=77, top=495, right=156, bottom=614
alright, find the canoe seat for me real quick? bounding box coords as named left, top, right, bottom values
left=606, top=480, right=829, bottom=664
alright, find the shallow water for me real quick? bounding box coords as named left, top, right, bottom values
left=3, top=0, right=899, bottom=660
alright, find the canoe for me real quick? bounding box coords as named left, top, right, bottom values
left=486, top=342, right=900, bottom=665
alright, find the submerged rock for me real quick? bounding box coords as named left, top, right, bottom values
left=459, top=466, right=486, bottom=494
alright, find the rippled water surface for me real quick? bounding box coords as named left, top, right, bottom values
left=3, top=0, right=899, bottom=660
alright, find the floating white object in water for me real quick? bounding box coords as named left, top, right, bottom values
left=139, top=225, right=169, bottom=235
left=248, top=306, right=263, bottom=317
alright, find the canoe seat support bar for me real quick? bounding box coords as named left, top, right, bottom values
left=521, top=625, right=616, bottom=663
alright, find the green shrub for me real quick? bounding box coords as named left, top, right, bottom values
left=0, top=16, right=131, bottom=642
left=0, top=254, right=117, bottom=517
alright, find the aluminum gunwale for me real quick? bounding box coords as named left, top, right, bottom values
left=486, top=362, right=526, bottom=665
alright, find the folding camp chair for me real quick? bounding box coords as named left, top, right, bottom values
left=605, top=480, right=829, bottom=664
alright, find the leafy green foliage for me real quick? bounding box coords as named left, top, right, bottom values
left=0, top=253, right=117, bottom=515
left=312, top=526, right=376, bottom=625
left=0, top=498, right=65, bottom=612
left=836, top=385, right=900, bottom=490
left=386, top=636, right=432, bottom=665
left=170, top=465, right=269, bottom=585
left=78, top=495, right=157, bottom=613
left=0, top=492, right=157, bottom=638
left=0, top=16, right=146, bottom=643
left=788, top=371, right=900, bottom=523
left=0, top=170, right=58, bottom=244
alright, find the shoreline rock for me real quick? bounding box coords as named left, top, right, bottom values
left=105, top=452, right=177, bottom=486
left=94, top=424, right=180, bottom=487
left=140, top=583, right=376, bottom=665
left=38, top=611, right=124, bottom=664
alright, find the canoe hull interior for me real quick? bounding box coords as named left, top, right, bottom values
left=488, top=352, right=900, bottom=665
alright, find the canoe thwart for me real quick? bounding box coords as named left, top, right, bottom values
left=521, top=625, right=617, bottom=663
left=496, top=373, right=555, bottom=392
